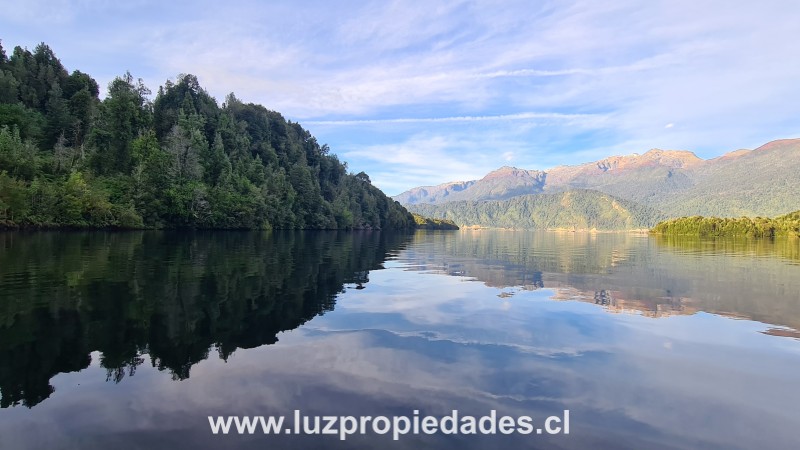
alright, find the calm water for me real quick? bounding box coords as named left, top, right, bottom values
left=0, top=230, right=798, bottom=449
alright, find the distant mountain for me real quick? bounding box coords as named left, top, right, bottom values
left=394, top=166, right=545, bottom=204
left=545, top=149, right=703, bottom=189
left=408, top=190, right=664, bottom=231
left=395, top=149, right=705, bottom=206
left=395, top=139, right=800, bottom=228
left=654, top=139, right=800, bottom=217
left=393, top=180, right=476, bottom=205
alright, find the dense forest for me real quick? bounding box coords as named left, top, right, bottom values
left=651, top=210, right=800, bottom=237
left=408, top=190, right=664, bottom=230
left=412, top=213, right=459, bottom=230
left=0, top=41, right=414, bottom=229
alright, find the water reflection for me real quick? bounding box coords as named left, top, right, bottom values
left=1, top=230, right=799, bottom=449
left=404, top=230, right=800, bottom=333
left=0, top=231, right=410, bottom=408
left=653, top=233, right=800, bottom=263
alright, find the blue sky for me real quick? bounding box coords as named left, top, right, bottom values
left=2, top=0, right=799, bottom=195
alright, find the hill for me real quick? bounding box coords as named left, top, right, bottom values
left=407, top=190, right=664, bottom=230
left=0, top=41, right=414, bottom=230
left=548, top=140, right=800, bottom=217
left=651, top=210, right=800, bottom=237
left=395, top=148, right=705, bottom=206
left=395, top=139, right=800, bottom=229
left=394, top=166, right=545, bottom=204
left=653, top=140, right=800, bottom=217
left=411, top=213, right=459, bottom=230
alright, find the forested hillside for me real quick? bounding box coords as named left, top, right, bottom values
left=411, top=213, right=459, bottom=230
left=0, top=42, right=414, bottom=229
left=544, top=142, right=800, bottom=218
left=396, top=142, right=800, bottom=229
left=652, top=140, right=800, bottom=217
left=651, top=210, right=800, bottom=237
left=408, top=190, right=663, bottom=230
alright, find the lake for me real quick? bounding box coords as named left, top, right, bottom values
left=0, top=230, right=798, bottom=449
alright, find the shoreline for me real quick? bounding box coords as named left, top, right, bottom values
left=458, top=225, right=651, bottom=233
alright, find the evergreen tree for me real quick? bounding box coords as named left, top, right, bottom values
left=0, top=41, right=415, bottom=230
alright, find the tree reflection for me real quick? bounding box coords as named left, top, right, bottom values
left=404, top=230, right=800, bottom=335
left=0, top=230, right=410, bottom=408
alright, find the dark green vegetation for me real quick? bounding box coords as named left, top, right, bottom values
left=412, top=213, right=459, bottom=230
left=651, top=210, right=800, bottom=237
left=408, top=190, right=664, bottom=230
left=396, top=144, right=800, bottom=230
left=0, top=230, right=410, bottom=408
left=0, top=42, right=413, bottom=229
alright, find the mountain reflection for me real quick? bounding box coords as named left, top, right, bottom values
left=0, top=231, right=410, bottom=408
left=404, top=230, right=800, bottom=334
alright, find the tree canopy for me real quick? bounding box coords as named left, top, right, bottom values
left=0, top=41, right=414, bottom=230
left=650, top=211, right=800, bottom=238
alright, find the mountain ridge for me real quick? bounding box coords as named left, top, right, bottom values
left=395, top=138, right=800, bottom=229
left=407, top=189, right=665, bottom=231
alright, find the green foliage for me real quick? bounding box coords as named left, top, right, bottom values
left=0, top=41, right=414, bottom=230
left=0, top=104, right=45, bottom=142
left=89, top=72, right=152, bottom=174
left=0, top=125, right=41, bottom=179
left=408, top=190, right=663, bottom=230
left=412, top=213, right=460, bottom=230
left=651, top=211, right=800, bottom=238
left=0, top=171, right=29, bottom=224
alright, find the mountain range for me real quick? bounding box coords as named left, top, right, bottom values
left=394, top=139, right=800, bottom=230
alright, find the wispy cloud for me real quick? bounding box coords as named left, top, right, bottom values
left=2, top=0, right=799, bottom=193
left=341, top=134, right=489, bottom=193
left=304, top=111, right=604, bottom=126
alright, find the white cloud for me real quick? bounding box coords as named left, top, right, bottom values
left=341, top=134, right=489, bottom=194
left=304, top=111, right=604, bottom=126
left=3, top=0, right=799, bottom=192
left=1, top=0, right=149, bottom=24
